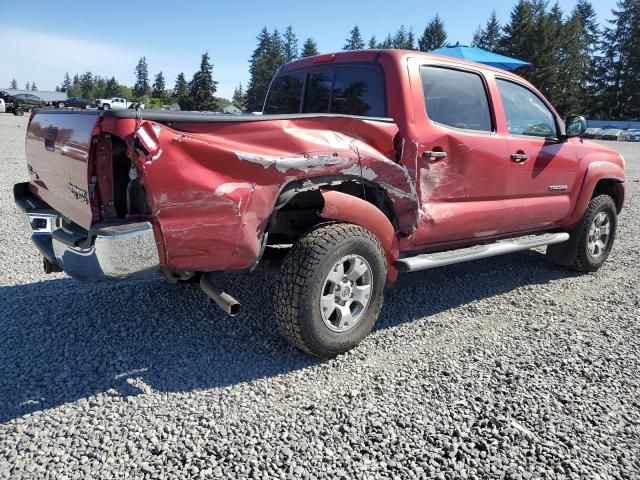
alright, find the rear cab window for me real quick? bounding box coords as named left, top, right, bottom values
left=264, top=64, right=386, bottom=117
left=420, top=66, right=493, bottom=132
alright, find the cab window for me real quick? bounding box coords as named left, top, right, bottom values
left=421, top=66, right=492, bottom=132
left=264, top=64, right=386, bottom=117
left=496, top=79, right=558, bottom=139
left=263, top=71, right=306, bottom=114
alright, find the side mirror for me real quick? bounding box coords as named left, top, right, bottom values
left=565, top=115, right=587, bottom=138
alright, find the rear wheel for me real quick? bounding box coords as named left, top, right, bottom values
left=547, top=194, right=617, bottom=272
left=14, top=107, right=24, bottom=116
left=274, top=223, right=387, bottom=358
left=102, top=104, right=110, bottom=110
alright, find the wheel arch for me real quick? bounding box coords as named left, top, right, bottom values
left=266, top=176, right=400, bottom=283
left=567, top=161, right=625, bottom=227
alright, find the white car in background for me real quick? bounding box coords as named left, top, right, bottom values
left=96, top=97, right=144, bottom=110
left=624, top=129, right=640, bottom=142
left=0, top=98, right=5, bottom=113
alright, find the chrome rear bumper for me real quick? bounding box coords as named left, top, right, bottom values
left=15, top=183, right=160, bottom=281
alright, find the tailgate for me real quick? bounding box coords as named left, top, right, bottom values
left=25, top=111, right=100, bottom=229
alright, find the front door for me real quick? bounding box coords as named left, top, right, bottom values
left=410, top=63, right=511, bottom=246
left=494, top=78, right=578, bottom=232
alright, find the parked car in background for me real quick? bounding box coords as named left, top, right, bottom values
left=0, top=91, right=48, bottom=115
left=624, top=129, right=640, bottom=142
left=59, top=97, right=95, bottom=109
left=599, top=128, right=625, bottom=141
left=0, top=98, right=5, bottom=113
left=95, top=97, right=143, bottom=110
left=582, top=127, right=602, bottom=139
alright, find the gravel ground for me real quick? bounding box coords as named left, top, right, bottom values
left=0, top=112, right=639, bottom=480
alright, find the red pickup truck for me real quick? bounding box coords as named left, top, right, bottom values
left=15, top=50, right=626, bottom=357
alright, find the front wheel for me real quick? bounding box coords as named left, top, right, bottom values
left=14, top=107, right=24, bottom=116
left=274, top=223, right=387, bottom=358
left=547, top=194, right=617, bottom=272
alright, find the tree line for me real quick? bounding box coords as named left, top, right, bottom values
left=242, top=0, right=639, bottom=119
left=11, top=0, right=637, bottom=119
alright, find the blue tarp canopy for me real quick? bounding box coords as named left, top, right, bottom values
left=429, top=44, right=531, bottom=72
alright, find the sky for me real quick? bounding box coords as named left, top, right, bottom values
left=0, top=0, right=618, bottom=99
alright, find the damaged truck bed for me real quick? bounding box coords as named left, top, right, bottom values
left=16, top=49, right=625, bottom=357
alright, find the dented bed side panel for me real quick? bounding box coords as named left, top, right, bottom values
left=119, top=116, right=418, bottom=272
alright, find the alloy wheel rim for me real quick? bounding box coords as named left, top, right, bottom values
left=587, top=211, right=611, bottom=258
left=320, top=255, right=373, bottom=333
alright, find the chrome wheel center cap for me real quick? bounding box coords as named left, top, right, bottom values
left=340, top=286, right=352, bottom=299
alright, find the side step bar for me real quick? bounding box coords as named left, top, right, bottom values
left=396, top=232, right=570, bottom=273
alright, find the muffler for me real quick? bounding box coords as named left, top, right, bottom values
left=200, top=273, right=241, bottom=316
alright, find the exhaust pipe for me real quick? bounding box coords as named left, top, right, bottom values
left=200, top=273, right=241, bottom=316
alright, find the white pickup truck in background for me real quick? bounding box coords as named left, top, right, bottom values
left=96, top=97, right=144, bottom=110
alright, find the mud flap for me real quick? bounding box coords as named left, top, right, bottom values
left=546, top=223, right=584, bottom=266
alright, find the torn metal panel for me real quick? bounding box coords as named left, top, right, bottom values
left=120, top=115, right=418, bottom=272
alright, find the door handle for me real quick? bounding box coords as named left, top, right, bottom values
left=422, top=150, right=448, bottom=160
left=511, top=152, right=529, bottom=163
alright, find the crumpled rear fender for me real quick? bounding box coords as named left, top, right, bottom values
left=120, top=116, right=418, bottom=273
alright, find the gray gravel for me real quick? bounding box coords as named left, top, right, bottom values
left=1, top=111, right=639, bottom=479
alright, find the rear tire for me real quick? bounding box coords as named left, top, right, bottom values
left=14, top=107, right=24, bottom=116
left=102, top=104, right=110, bottom=110
left=274, top=223, right=387, bottom=358
left=547, top=194, right=617, bottom=272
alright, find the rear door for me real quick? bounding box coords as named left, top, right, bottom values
left=494, top=78, right=578, bottom=232
left=409, top=61, right=510, bottom=246
left=25, top=111, right=100, bottom=229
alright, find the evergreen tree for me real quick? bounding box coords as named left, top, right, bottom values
left=10, top=78, right=17, bottom=89
left=232, top=83, right=246, bottom=110
left=407, top=29, right=416, bottom=50
left=93, top=76, right=107, bottom=99
left=185, top=52, right=218, bottom=111
left=368, top=35, right=378, bottom=49
left=173, top=73, right=189, bottom=99
left=25, top=82, right=30, bottom=90
left=105, top=77, right=120, bottom=97
left=246, top=27, right=285, bottom=111
left=344, top=25, right=365, bottom=50
left=301, top=38, right=319, bottom=57
left=152, top=71, right=166, bottom=98
left=31, top=82, right=37, bottom=91
left=598, top=0, right=640, bottom=119
left=60, top=73, right=72, bottom=92
left=79, top=72, right=94, bottom=99
left=418, top=15, right=448, bottom=51
left=472, top=10, right=501, bottom=50
left=393, top=25, right=415, bottom=49
left=283, top=26, right=299, bottom=62
left=133, top=57, right=151, bottom=98
left=499, top=0, right=535, bottom=58
left=380, top=33, right=394, bottom=48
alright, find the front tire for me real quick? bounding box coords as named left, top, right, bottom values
left=14, top=107, right=24, bottom=116
left=274, top=223, right=387, bottom=358
left=547, top=194, right=617, bottom=272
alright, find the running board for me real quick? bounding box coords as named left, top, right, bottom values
left=396, top=232, right=570, bottom=273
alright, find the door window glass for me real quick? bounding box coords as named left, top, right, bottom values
left=496, top=79, right=557, bottom=139
left=421, top=66, right=492, bottom=132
